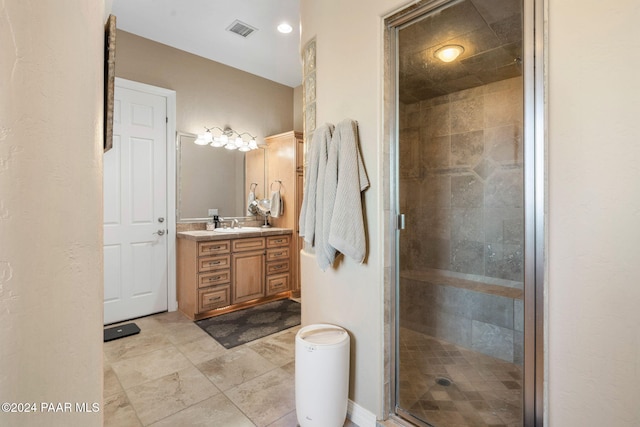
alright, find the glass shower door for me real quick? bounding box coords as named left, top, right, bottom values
left=394, top=0, right=525, bottom=425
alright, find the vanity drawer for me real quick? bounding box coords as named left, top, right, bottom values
left=198, top=254, right=231, bottom=273
left=198, top=270, right=231, bottom=288
left=198, top=240, right=230, bottom=256
left=266, top=273, right=290, bottom=295
left=266, top=260, right=289, bottom=275
left=232, top=237, right=265, bottom=252
left=198, top=285, right=230, bottom=312
left=266, top=235, right=290, bottom=248
left=266, top=247, right=289, bottom=262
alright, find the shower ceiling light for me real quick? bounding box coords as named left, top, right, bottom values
left=194, top=126, right=259, bottom=151
left=435, top=45, right=464, bottom=63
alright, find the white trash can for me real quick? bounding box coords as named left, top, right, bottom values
left=295, top=324, right=350, bottom=427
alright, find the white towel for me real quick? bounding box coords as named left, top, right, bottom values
left=270, top=190, right=283, bottom=218
left=246, top=190, right=255, bottom=216
left=299, top=123, right=334, bottom=247
left=314, top=126, right=336, bottom=271
left=325, top=119, right=369, bottom=263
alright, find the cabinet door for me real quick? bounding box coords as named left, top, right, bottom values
left=232, top=250, right=265, bottom=304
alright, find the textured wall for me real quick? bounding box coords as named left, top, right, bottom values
left=547, top=0, right=640, bottom=425
left=299, top=0, right=398, bottom=418
left=0, top=1, right=105, bottom=426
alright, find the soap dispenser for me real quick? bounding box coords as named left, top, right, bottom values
left=206, top=208, right=219, bottom=230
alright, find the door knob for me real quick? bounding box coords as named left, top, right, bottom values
left=154, top=229, right=166, bottom=236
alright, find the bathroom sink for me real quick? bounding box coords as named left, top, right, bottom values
left=214, top=227, right=262, bottom=233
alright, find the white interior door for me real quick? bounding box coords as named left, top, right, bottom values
left=103, top=84, right=168, bottom=325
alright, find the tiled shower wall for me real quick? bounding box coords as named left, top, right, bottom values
left=399, top=76, right=524, bottom=283
left=398, top=77, right=524, bottom=363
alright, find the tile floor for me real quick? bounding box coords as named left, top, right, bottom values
left=103, top=309, right=360, bottom=427
left=397, top=328, right=523, bottom=427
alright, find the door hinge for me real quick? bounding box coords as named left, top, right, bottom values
left=397, top=214, right=405, bottom=230
left=166, top=117, right=168, bottom=123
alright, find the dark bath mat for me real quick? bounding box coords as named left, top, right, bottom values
left=103, top=322, right=140, bottom=342
left=195, top=299, right=301, bottom=349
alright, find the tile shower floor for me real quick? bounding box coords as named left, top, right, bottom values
left=398, top=328, right=523, bottom=427
left=104, top=309, right=359, bottom=427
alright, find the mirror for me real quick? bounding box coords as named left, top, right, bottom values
left=177, top=132, right=265, bottom=221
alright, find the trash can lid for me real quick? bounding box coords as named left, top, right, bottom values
left=297, top=324, right=349, bottom=346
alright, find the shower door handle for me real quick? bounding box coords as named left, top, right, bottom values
left=397, top=214, right=405, bottom=230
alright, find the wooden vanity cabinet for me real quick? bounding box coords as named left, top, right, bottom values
left=265, top=235, right=291, bottom=295
left=264, top=131, right=304, bottom=297
left=231, top=238, right=266, bottom=304
left=295, top=135, right=304, bottom=296
left=177, top=238, right=232, bottom=320
left=177, top=233, right=293, bottom=320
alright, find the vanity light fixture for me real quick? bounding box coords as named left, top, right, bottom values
left=194, top=126, right=259, bottom=151
left=434, top=44, right=464, bottom=63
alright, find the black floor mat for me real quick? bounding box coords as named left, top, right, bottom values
left=103, top=323, right=140, bottom=342
left=195, top=299, right=300, bottom=349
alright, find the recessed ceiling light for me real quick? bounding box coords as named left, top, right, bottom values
left=434, top=45, right=464, bottom=63
left=277, top=23, right=293, bottom=34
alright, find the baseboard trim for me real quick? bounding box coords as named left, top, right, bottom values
left=348, top=400, right=377, bottom=427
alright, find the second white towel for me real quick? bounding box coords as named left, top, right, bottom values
left=270, top=190, right=283, bottom=218
left=246, top=190, right=256, bottom=215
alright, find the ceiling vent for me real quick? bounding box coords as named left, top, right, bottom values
left=226, top=20, right=258, bottom=38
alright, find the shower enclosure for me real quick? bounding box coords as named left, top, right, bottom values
left=387, top=0, right=542, bottom=425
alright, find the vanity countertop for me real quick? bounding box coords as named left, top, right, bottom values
left=177, top=227, right=293, bottom=241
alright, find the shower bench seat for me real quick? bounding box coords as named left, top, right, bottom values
left=401, top=269, right=523, bottom=300
left=399, top=269, right=523, bottom=363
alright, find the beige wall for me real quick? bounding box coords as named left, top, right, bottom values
left=301, top=0, right=640, bottom=424
left=547, top=0, right=640, bottom=425
left=0, top=1, right=105, bottom=426
left=294, top=85, right=304, bottom=132
left=300, top=0, right=398, bottom=417
left=115, top=31, right=294, bottom=141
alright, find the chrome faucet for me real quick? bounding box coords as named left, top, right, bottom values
left=217, top=217, right=239, bottom=228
